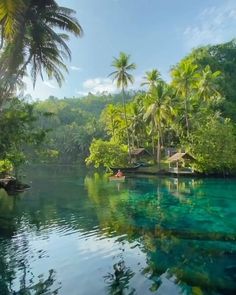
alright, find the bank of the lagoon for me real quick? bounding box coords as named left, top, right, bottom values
left=119, top=165, right=236, bottom=178
left=0, top=165, right=236, bottom=294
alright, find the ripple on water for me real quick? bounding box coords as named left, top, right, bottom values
left=1, top=171, right=236, bottom=294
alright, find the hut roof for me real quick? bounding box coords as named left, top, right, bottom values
left=131, top=148, right=151, bottom=156
left=167, top=152, right=194, bottom=162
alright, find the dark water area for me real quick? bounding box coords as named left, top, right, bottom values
left=0, top=165, right=236, bottom=295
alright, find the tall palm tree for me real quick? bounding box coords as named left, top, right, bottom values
left=0, top=0, right=83, bottom=101
left=109, top=52, right=136, bottom=161
left=143, top=82, right=172, bottom=168
left=171, top=60, right=199, bottom=136
left=142, top=68, right=163, bottom=159
left=129, top=101, right=146, bottom=148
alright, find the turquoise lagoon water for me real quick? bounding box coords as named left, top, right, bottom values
left=0, top=166, right=236, bottom=295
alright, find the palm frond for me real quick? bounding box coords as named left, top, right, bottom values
left=0, top=0, right=25, bottom=40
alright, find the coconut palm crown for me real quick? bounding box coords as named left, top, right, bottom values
left=109, top=52, right=136, bottom=89
left=141, top=69, right=162, bottom=88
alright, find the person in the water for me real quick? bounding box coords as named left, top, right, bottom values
left=115, top=170, right=123, bottom=177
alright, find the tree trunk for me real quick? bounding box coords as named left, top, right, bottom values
left=152, top=134, right=156, bottom=163
left=122, top=87, right=131, bottom=162
left=131, top=132, right=135, bottom=150
left=184, top=86, right=190, bottom=137
left=157, top=133, right=161, bottom=170
left=156, top=119, right=162, bottom=170
left=137, top=137, right=140, bottom=148
left=185, top=99, right=190, bottom=136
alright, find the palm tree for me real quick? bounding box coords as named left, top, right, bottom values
left=141, top=69, right=162, bottom=88
left=143, top=82, right=172, bottom=168
left=129, top=101, right=146, bottom=148
left=197, top=65, right=221, bottom=103
left=141, top=68, right=163, bottom=159
left=109, top=52, right=136, bottom=161
left=0, top=0, right=83, bottom=101
left=171, top=60, right=199, bottom=136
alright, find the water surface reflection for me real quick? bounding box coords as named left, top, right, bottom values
left=0, top=166, right=235, bottom=294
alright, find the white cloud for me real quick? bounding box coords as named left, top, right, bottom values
left=70, top=65, right=82, bottom=71
left=77, top=75, right=143, bottom=96
left=183, top=1, right=236, bottom=49
left=82, top=77, right=117, bottom=94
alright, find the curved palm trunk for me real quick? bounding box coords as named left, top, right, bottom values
left=122, top=87, right=131, bottom=162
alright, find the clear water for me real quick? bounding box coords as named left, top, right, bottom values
left=0, top=166, right=236, bottom=295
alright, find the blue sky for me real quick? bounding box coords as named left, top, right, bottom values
left=25, top=0, right=236, bottom=100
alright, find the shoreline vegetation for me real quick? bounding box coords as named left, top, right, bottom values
left=0, top=1, right=236, bottom=192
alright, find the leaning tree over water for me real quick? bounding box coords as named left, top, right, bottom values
left=0, top=0, right=83, bottom=102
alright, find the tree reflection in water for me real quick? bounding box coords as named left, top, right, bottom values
left=0, top=190, right=61, bottom=294
left=0, top=262, right=60, bottom=295
left=13, top=267, right=60, bottom=295
left=104, top=260, right=135, bottom=295
left=85, top=174, right=236, bottom=294
left=0, top=169, right=236, bottom=294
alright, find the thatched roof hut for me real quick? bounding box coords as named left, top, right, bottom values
left=167, top=152, right=194, bottom=163
left=167, top=152, right=195, bottom=172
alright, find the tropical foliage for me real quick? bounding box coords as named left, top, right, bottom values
left=85, top=42, right=236, bottom=174
left=0, top=98, right=47, bottom=176
left=187, top=117, right=236, bottom=174
left=1, top=0, right=236, bottom=177
left=0, top=0, right=82, bottom=177
left=85, top=139, right=128, bottom=169
left=30, top=41, right=236, bottom=175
